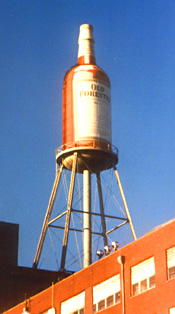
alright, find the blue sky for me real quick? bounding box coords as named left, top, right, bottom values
left=1, top=0, right=175, bottom=271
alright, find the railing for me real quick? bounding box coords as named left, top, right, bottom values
left=56, top=141, right=118, bottom=156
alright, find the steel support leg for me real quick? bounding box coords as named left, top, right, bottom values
left=96, top=173, right=108, bottom=247
left=114, top=166, right=137, bottom=241
left=60, top=152, right=77, bottom=270
left=33, top=164, right=63, bottom=268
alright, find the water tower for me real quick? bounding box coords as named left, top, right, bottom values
left=33, top=24, right=137, bottom=271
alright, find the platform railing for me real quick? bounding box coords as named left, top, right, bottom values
left=56, top=141, right=118, bottom=156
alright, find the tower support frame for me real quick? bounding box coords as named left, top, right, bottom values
left=33, top=151, right=137, bottom=270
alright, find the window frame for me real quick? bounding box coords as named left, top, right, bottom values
left=131, top=257, right=155, bottom=297
left=93, top=274, right=120, bottom=313
left=169, top=307, right=175, bottom=314
left=167, top=246, right=175, bottom=281
left=60, top=291, right=85, bottom=314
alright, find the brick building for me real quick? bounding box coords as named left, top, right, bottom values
left=3, top=218, right=175, bottom=314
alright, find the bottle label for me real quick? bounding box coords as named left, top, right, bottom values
left=73, top=79, right=111, bottom=143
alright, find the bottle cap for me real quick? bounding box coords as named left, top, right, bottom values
left=78, top=24, right=95, bottom=44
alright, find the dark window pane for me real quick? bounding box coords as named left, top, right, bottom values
left=140, top=279, right=147, bottom=292
left=169, top=266, right=175, bottom=280
left=149, top=275, right=155, bottom=288
left=132, top=283, right=139, bottom=296
left=79, top=309, right=84, bottom=314
left=106, top=295, right=114, bottom=307
left=93, top=304, right=96, bottom=313
left=98, top=300, right=105, bottom=311
left=115, top=291, right=120, bottom=303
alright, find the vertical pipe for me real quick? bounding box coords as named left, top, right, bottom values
left=83, top=170, right=92, bottom=268
left=52, top=282, right=54, bottom=309
left=118, top=256, right=125, bottom=314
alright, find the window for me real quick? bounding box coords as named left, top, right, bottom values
left=167, top=246, right=175, bottom=280
left=140, top=279, right=147, bottom=292
left=131, top=257, right=155, bottom=296
left=48, top=310, right=55, bottom=314
left=98, top=300, right=105, bottom=311
left=40, top=309, right=55, bottom=314
left=61, top=291, right=85, bottom=314
left=106, top=295, right=114, bottom=307
left=93, top=304, right=96, bottom=313
left=115, top=292, right=120, bottom=303
left=93, top=274, right=120, bottom=312
left=132, top=283, right=139, bottom=296
left=149, top=275, right=155, bottom=288
left=170, top=307, right=175, bottom=314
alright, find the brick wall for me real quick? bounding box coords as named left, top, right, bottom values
left=3, top=219, right=175, bottom=314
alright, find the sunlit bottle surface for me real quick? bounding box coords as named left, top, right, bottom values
left=57, top=24, right=118, bottom=173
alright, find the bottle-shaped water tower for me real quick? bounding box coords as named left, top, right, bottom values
left=33, top=24, right=136, bottom=271
left=59, top=24, right=117, bottom=173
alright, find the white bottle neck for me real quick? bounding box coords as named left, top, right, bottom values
left=78, top=24, right=96, bottom=65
